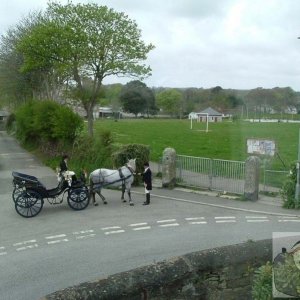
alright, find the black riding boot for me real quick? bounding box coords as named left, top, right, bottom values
left=143, top=193, right=150, bottom=205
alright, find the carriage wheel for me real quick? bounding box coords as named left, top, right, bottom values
left=15, top=190, right=43, bottom=218
left=12, top=186, right=24, bottom=203
left=67, top=187, right=89, bottom=211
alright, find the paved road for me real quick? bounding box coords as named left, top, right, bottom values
left=1, top=131, right=300, bottom=300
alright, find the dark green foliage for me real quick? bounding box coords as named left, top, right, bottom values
left=71, top=130, right=114, bottom=173
left=281, top=162, right=299, bottom=209
left=112, top=144, right=150, bottom=185
left=5, top=113, right=16, bottom=132
left=15, top=100, right=83, bottom=146
left=251, top=262, right=272, bottom=300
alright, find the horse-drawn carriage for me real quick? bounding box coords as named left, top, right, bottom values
left=12, top=170, right=89, bottom=218
left=11, top=158, right=137, bottom=218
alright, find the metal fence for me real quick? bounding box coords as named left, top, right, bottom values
left=261, top=169, right=289, bottom=193
left=176, top=155, right=245, bottom=194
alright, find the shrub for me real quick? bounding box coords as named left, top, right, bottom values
left=112, top=144, right=150, bottom=185
left=15, top=100, right=83, bottom=147
left=251, top=262, right=272, bottom=300
left=5, top=113, right=16, bottom=133
left=281, top=162, right=299, bottom=209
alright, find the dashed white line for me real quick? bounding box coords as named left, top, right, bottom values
left=190, top=221, right=207, bottom=225
left=215, top=216, right=236, bottom=223
left=13, top=239, right=37, bottom=246
left=185, top=217, right=205, bottom=221
left=16, top=244, right=38, bottom=251
left=104, top=230, right=125, bottom=235
left=73, top=230, right=94, bottom=235
left=0, top=246, right=7, bottom=256
left=101, top=226, right=121, bottom=230
left=45, top=234, right=67, bottom=240
left=216, top=220, right=236, bottom=223
left=278, top=219, right=300, bottom=222
left=132, top=226, right=151, bottom=231
left=47, top=239, right=69, bottom=245
left=157, top=219, right=177, bottom=223
left=159, top=223, right=180, bottom=227
left=247, top=220, right=269, bottom=223
left=45, top=234, right=68, bottom=245
left=76, top=234, right=96, bottom=239
left=246, top=216, right=268, bottom=219
left=129, top=223, right=148, bottom=227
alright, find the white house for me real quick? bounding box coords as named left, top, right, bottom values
left=189, top=107, right=223, bottom=122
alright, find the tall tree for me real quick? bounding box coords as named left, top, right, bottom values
left=17, top=2, right=154, bottom=136
left=120, top=80, right=156, bottom=117
left=156, top=89, right=183, bottom=117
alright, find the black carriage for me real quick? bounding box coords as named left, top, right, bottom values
left=12, top=171, right=89, bottom=218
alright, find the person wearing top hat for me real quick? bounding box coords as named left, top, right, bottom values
left=142, top=162, right=152, bottom=205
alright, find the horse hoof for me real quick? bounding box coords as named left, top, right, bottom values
left=122, top=200, right=127, bottom=203
left=130, top=203, right=134, bottom=206
left=94, top=202, right=98, bottom=206
left=104, top=201, right=107, bottom=205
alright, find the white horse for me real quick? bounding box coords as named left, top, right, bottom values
left=89, top=158, right=136, bottom=206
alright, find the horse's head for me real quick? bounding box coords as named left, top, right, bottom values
left=127, top=158, right=136, bottom=172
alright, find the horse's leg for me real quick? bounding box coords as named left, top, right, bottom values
left=121, top=182, right=126, bottom=203
left=89, top=182, right=98, bottom=207
left=97, top=189, right=107, bottom=204
left=127, top=186, right=134, bottom=206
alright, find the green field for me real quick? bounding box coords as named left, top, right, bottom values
left=93, top=119, right=299, bottom=170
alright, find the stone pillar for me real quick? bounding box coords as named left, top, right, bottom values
left=244, top=156, right=261, bottom=201
left=162, top=148, right=176, bottom=188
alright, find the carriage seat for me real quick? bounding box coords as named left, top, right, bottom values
left=12, top=171, right=46, bottom=189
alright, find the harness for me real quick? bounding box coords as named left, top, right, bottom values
left=92, top=164, right=134, bottom=191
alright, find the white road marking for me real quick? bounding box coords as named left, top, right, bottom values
left=129, top=223, right=148, bottom=227
left=216, top=220, right=236, bottom=223
left=73, top=230, right=94, bottom=235
left=132, top=226, right=151, bottom=231
left=16, top=244, right=38, bottom=251
left=13, top=240, right=37, bottom=246
left=278, top=219, right=300, bottom=222
left=0, top=152, right=27, bottom=156
left=0, top=252, right=7, bottom=256
left=104, top=230, right=125, bottom=235
left=0, top=246, right=5, bottom=250
left=101, top=226, right=121, bottom=230
left=190, top=221, right=207, bottom=225
left=157, top=219, right=177, bottom=223
left=76, top=234, right=96, bottom=239
left=246, top=216, right=268, bottom=219
left=159, top=223, right=180, bottom=227
left=45, top=234, right=67, bottom=240
left=47, top=239, right=69, bottom=245
left=215, top=216, right=236, bottom=219
left=185, top=217, right=205, bottom=221
left=278, top=216, right=299, bottom=219
left=247, top=220, right=269, bottom=223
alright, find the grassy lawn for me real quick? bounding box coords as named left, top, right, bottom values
left=93, top=119, right=298, bottom=170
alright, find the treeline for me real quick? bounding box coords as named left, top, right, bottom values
left=0, top=1, right=299, bottom=128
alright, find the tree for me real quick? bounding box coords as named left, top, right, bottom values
left=17, top=2, right=154, bottom=136
left=120, top=80, right=156, bottom=117
left=156, top=89, right=183, bottom=117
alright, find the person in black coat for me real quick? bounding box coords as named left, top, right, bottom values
left=60, top=154, right=69, bottom=173
left=142, top=162, right=152, bottom=205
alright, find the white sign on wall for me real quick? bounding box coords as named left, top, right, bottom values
left=247, top=139, right=276, bottom=156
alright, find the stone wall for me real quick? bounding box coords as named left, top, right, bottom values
left=41, top=239, right=272, bottom=300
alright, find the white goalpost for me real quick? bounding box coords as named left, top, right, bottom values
left=190, top=113, right=209, bottom=132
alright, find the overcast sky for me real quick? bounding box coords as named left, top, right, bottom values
left=1, top=0, right=300, bottom=91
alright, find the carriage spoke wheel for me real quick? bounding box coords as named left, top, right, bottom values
left=67, top=187, right=89, bottom=211
left=12, top=186, right=25, bottom=203
left=15, top=191, right=43, bottom=218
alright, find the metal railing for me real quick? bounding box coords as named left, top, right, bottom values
left=176, top=155, right=245, bottom=194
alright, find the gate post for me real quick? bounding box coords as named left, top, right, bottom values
left=162, top=148, right=176, bottom=188
left=244, top=156, right=261, bottom=201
